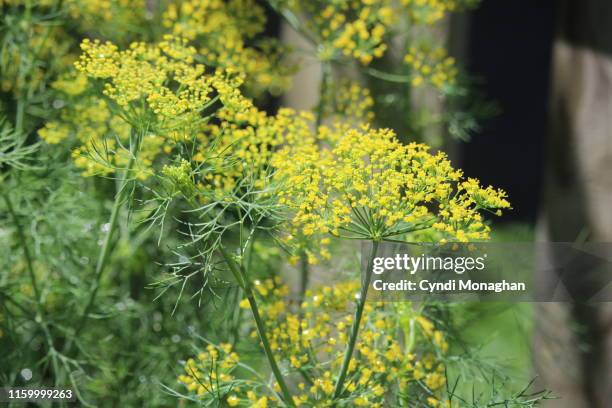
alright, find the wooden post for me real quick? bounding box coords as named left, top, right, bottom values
left=536, top=1, right=612, bottom=406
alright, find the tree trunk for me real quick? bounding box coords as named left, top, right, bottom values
left=535, top=1, right=612, bottom=406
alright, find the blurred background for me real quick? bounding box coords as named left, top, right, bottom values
left=459, top=0, right=554, bottom=223
left=439, top=1, right=611, bottom=407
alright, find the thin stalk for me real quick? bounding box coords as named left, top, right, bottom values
left=218, top=246, right=295, bottom=407
left=3, top=192, right=40, bottom=301
left=332, top=240, right=380, bottom=400
left=245, top=291, right=294, bottom=406
left=229, top=287, right=244, bottom=346
left=298, top=251, right=309, bottom=300
left=14, top=44, right=26, bottom=135
left=191, top=207, right=292, bottom=404
left=15, top=99, right=25, bottom=136
left=218, top=245, right=246, bottom=295
left=71, top=134, right=139, bottom=339
left=363, top=67, right=413, bottom=84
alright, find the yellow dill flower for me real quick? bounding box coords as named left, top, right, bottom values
left=161, top=159, right=195, bottom=198
left=162, top=0, right=294, bottom=95
left=64, top=0, right=148, bottom=37
left=38, top=122, right=71, bottom=145
left=285, top=0, right=396, bottom=65
left=52, top=73, right=89, bottom=96
left=404, top=45, right=459, bottom=91
left=48, top=37, right=278, bottom=181
left=75, top=36, right=217, bottom=129
left=402, top=0, right=477, bottom=25
left=279, top=0, right=475, bottom=67
left=272, top=120, right=510, bottom=261
left=428, top=396, right=441, bottom=407
left=179, top=279, right=455, bottom=405
left=227, top=395, right=239, bottom=406
left=320, top=79, right=375, bottom=124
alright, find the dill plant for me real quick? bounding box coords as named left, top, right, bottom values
left=0, top=1, right=553, bottom=407
left=65, top=35, right=510, bottom=406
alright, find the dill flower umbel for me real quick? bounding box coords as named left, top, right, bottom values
left=177, top=342, right=266, bottom=406
left=64, top=0, right=148, bottom=36
left=278, top=0, right=477, bottom=67
left=404, top=45, right=458, bottom=90
left=41, top=35, right=299, bottom=182
left=41, top=37, right=261, bottom=179
left=162, top=0, right=295, bottom=95
left=272, top=122, right=510, bottom=262
left=283, top=0, right=396, bottom=65
left=75, top=36, right=215, bottom=127
left=320, top=80, right=375, bottom=124
left=179, top=279, right=452, bottom=407
left=401, top=0, right=478, bottom=25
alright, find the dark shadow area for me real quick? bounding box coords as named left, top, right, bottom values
left=460, top=0, right=556, bottom=222
left=558, top=0, right=612, bottom=55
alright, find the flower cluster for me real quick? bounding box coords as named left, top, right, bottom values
left=197, top=107, right=316, bottom=195
left=283, top=0, right=396, bottom=65
left=43, top=38, right=508, bottom=255
left=64, top=0, right=148, bottom=36
left=162, top=0, right=294, bottom=95
left=0, top=0, right=166, bottom=110
left=75, top=36, right=216, bottom=127
left=279, top=0, right=476, bottom=67
left=38, top=85, right=136, bottom=176
left=321, top=80, right=375, bottom=124
left=401, top=0, right=478, bottom=25
left=179, top=279, right=453, bottom=407
left=40, top=37, right=253, bottom=179
left=38, top=25, right=301, bottom=181
left=149, top=104, right=316, bottom=197
left=271, top=122, right=510, bottom=262
left=404, top=45, right=458, bottom=90
left=177, top=343, right=273, bottom=407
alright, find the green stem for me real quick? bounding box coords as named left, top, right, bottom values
left=218, top=245, right=246, bottom=293
left=229, top=288, right=244, bottom=346
left=246, top=291, right=294, bottom=406
left=298, top=251, right=309, bottom=300
left=332, top=240, right=380, bottom=400
left=218, top=246, right=295, bottom=407
left=2, top=192, right=40, bottom=302
left=363, top=67, right=413, bottom=84
left=71, top=134, right=139, bottom=339
left=15, top=99, right=25, bottom=136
